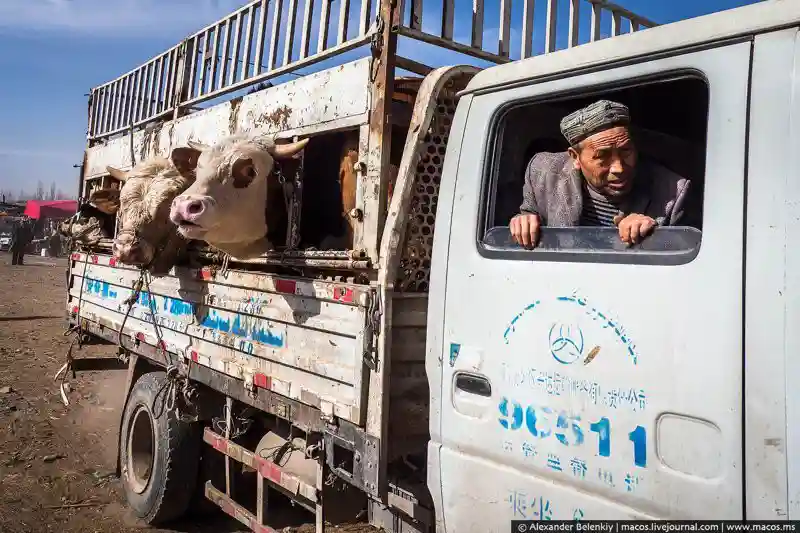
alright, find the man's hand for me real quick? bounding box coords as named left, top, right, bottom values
left=613, top=213, right=656, bottom=245
left=510, top=213, right=541, bottom=248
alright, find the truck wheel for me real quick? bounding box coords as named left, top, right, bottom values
left=119, top=371, right=202, bottom=525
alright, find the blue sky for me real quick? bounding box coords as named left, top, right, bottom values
left=0, top=0, right=760, bottom=199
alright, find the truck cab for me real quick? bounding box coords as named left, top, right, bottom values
left=428, top=1, right=800, bottom=526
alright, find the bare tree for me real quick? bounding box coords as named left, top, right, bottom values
left=35, top=181, right=45, bottom=200
left=48, top=182, right=57, bottom=201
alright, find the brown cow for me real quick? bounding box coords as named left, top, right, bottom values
left=169, top=134, right=309, bottom=259
left=102, top=149, right=200, bottom=274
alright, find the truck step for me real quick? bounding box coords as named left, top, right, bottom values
left=205, top=481, right=279, bottom=533
left=203, top=428, right=319, bottom=508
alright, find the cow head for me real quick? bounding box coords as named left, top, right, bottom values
left=169, top=133, right=308, bottom=257
left=106, top=150, right=199, bottom=270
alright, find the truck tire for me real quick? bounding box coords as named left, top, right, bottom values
left=119, top=371, right=202, bottom=525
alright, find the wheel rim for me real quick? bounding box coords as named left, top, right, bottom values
left=126, top=405, right=155, bottom=495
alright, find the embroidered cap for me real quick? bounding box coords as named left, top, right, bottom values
left=560, top=100, right=630, bottom=146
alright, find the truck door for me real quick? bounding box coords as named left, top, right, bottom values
left=433, top=41, right=751, bottom=529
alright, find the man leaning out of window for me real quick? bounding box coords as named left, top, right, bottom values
left=509, top=99, right=691, bottom=248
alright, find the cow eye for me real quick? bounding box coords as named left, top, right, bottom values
left=231, top=159, right=257, bottom=189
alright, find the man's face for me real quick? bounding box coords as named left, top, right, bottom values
left=568, top=125, right=637, bottom=199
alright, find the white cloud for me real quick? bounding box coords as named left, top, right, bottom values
left=0, top=0, right=250, bottom=37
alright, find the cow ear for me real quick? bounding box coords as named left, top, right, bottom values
left=171, top=147, right=202, bottom=176
left=231, top=157, right=257, bottom=189
left=107, top=166, right=129, bottom=182
left=89, top=188, right=121, bottom=215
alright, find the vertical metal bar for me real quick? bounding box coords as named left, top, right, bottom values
left=219, top=19, right=232, bottom=91
left=269, top=0, right=284, bottom=70
left=545, top=0, right=558, bottom=53
left=358, top=0, right=374, bottom=35
left=164, top=48, right=176, bottom=108
left=125, top=73, right=137, bottom=129
left=152, top=57, right=164, bottom=114
left=242, top=5, right=257, bottom=80
left=93, top=88, right=104, bottom=137
left=611, top=11, right=622, bottom=36
left=568, top=0, right=580, bottom=47
left=108, top=81, right=120, bottom=132
left=100, top=87, right=110, bottom=135
left=409, top=0, right=421, bottom=31
left=337, top=0, right=350, bottom=44
left=116, top=77, right=129, bottom=130
left=521, top=0, right=534, bottom=58
left=174, top=39, right=196, bottom=119
left=254, top=0, right=269, bottom=74
left=139, top=62, right=151, bottom=122
left=88, top=89, right=99, bottom=139
left=256, top=473, right=266, bottom=525
left=208, top=24, right=222, bottom=94
left=151, top=58, right=162, bottom=116
left=283, top=0, right=298, bottom=66
left=471, top=0, right=484, bottom=48
left=129, top=69, right=140, bottom=126
left=315, top=454, right=324, bottom=533
left=229, top=13, right=244, bottom=86
left=498, top=0, right=511, bottom=57
left=300, top=0, right=314, bottom=59
left=631, top=19, right=639, bottom=32
left=318, top=0, right=332, bottom=52
left=441, top=0, right=454, bottom=40
left=590, top=2, right=602, bottom=41
left=224, top=397, right=232, bottom=497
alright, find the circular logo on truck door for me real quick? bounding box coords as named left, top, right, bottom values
left=549, top=323, right=584, bottom=365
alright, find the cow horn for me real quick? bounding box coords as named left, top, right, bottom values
left=187, top=140, right=210, bottom=151
left=270, top=138, right=309, bottom=159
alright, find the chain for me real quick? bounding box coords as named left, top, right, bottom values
left=369, top=15, right=385, bottom=83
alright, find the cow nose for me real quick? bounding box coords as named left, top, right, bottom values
left=186, top=200, right=204, bottom=216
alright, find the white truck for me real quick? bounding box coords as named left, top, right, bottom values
left=66, top=0, right=800, bottom=530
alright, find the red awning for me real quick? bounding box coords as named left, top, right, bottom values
left=23, top=200, right=78, bottom=220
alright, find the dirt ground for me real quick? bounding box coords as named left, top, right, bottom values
left=0, top=253, right=378, bottom=533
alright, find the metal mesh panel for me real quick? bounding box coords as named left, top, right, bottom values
left=396, top=90, right=457, bottom=292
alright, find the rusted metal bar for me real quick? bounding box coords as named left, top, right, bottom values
left=254, top=0, right=269, bottom=75
left=198, top=31, right=210, bottom=97
left=569, top=0, right=581, bottom=47
left=242, top=4, right=257, bottom=80
left=631, top=19, right=640, bottom=32
left=337, top=0, right=350, bottom=44
left=590, top=1, right=602, bottom=41
left=163, top=50, right=175, bottom=110
left=318, top=0, right=332, bottom=53
left=441, top=0, right=454, bottom=40
left=283, top=0, right=299, bottom=66
left=410, top=0, right=422, bottom=31
left=230, top=13, right=244, bottom=86
left=397, top=27, right=511, bottom=64
left=395, top=56, right=433, bottom=75
left=499, top=0, right=511, bottom=57
left=116, top=77, right=128, bottom=131
left=611, top=10, right=622, bottom=36
left=521, top=0, right=535, bottom=58
left=174, top=39, right=197, bottom=120
left=545, top=0, right=558, bottom=53
left=471, top=0, right=484, bottom=48
left=219, top=19, right=232, bottom=90
left=300, top=0, right=315, bottom=58
left=206, top=482, right=280, bottom=533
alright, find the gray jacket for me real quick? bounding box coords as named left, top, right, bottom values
left=520, top=151, right=691, bottom=227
